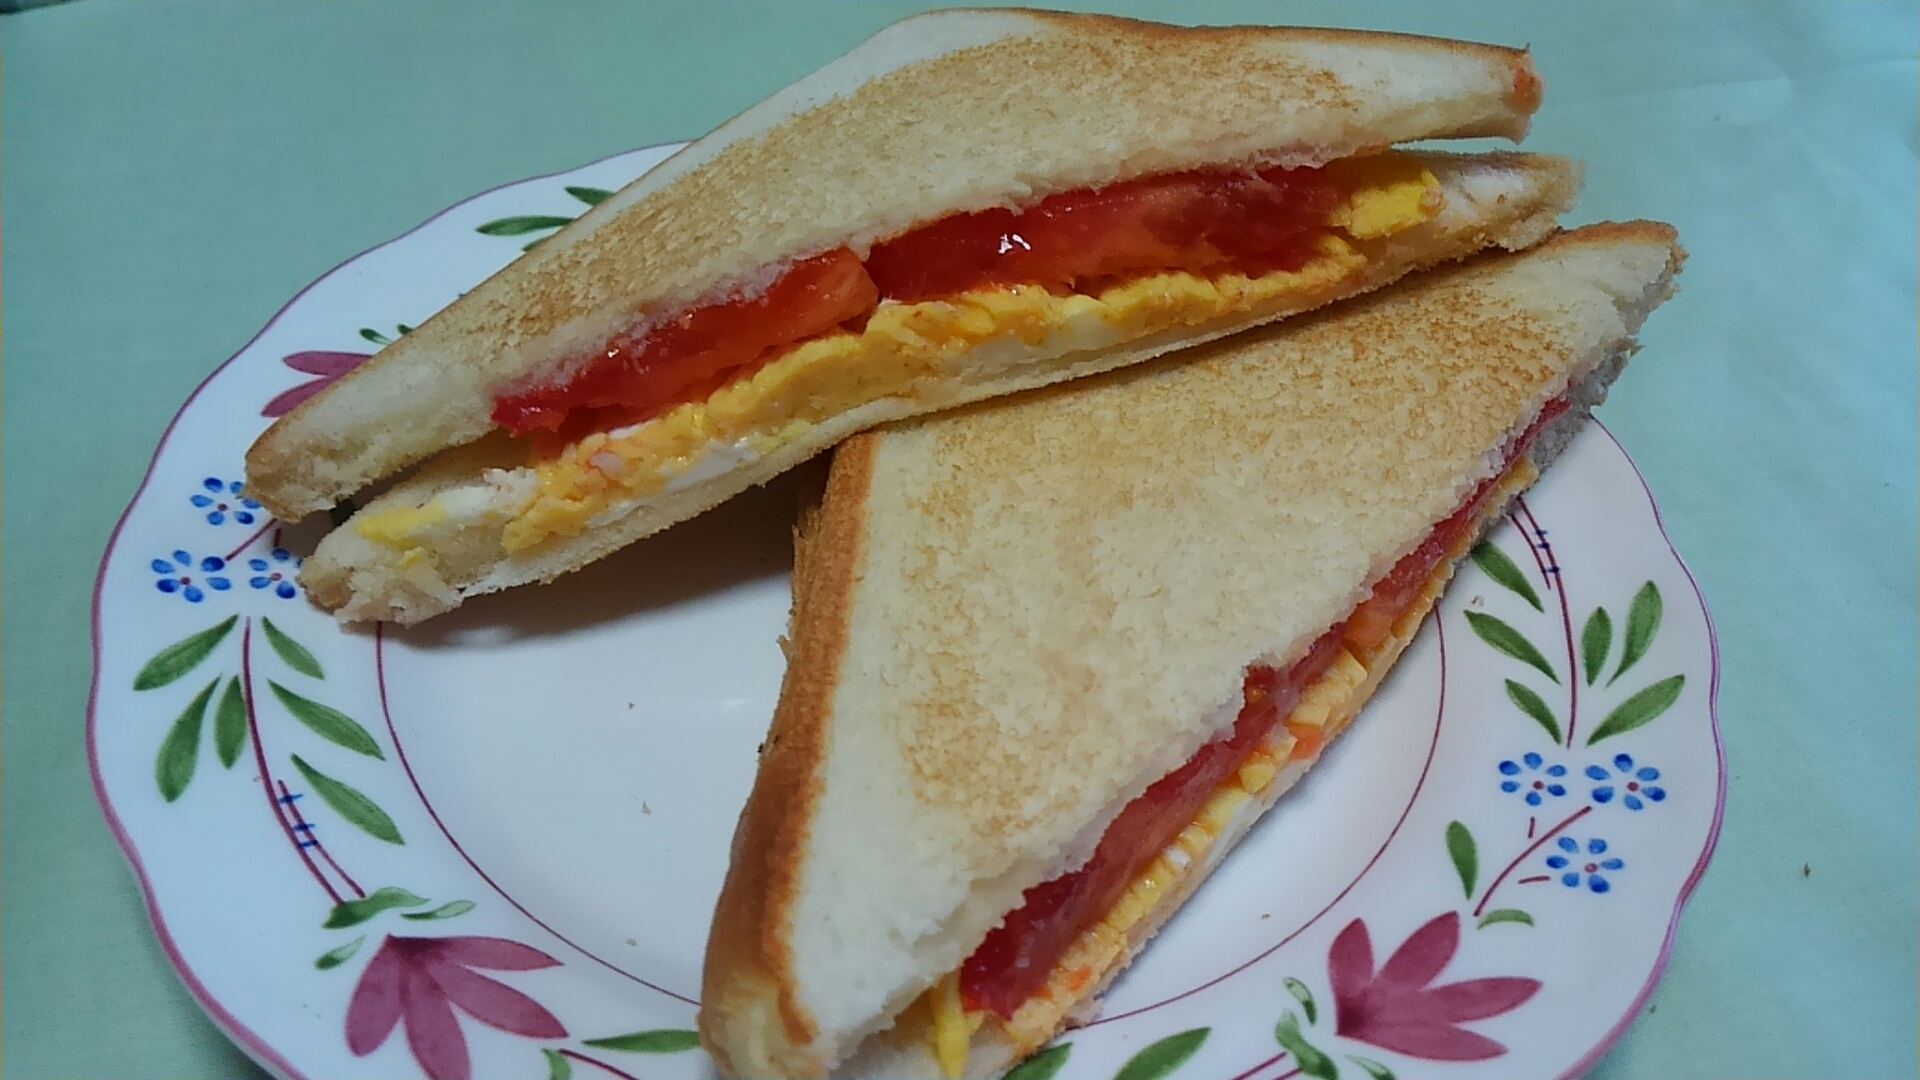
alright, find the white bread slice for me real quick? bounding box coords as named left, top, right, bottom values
left=245, top=10, right=1544, bottom=521
left=699, top=222, right=1685, bottom=1079
left=299, top=151, right=1580, bottom=624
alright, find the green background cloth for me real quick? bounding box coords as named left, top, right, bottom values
left=4, top=2, right=1915, bottom=1077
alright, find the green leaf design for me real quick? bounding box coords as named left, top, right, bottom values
left=395, top=323, right=413, bottom=336
left=566, top=185, right=613, bottom=206
left=133, top=616, right=237, bottom=691
left=1445, top=820, right=1478, bottom=898
left=1504, top=679, right=1562, bottom=743
left=269, top=682, right=382, bottom=758
left=522, top=238, right=547, bottom=252
left=402, top=900, right=476, bottom=921
left=1611, top=582, right=1663, bottom=685
left=292, top=755, right=404, bottom=844
left=1273, top=1012, right=1337, bottom=1080
left=1470, top=542, right=1542, bottom=611
left=1587, top=675, right=1686, bottom=745
left=544, top=1048, right=573, bottom=1080
left=1581, top=607, right=1613, bottom=686
left=1463, top=611, right=1558, bottom=683
left=261, top=617, right=324, bottom=679
left=476, top=214, right=573, bottom=236
left=315, top=934, right=366, bottom=970
left=582, top=1030, right=703, bottom=1053
left=358, top=327, right=390, bottom=345
left=155, top=680, right=217, bottom=802
left=322, top=886, right=428, bottom=928
left=214, top=678, right=248, bottom=769
left=1347, top=1056, right=1396, bottom=1080
left=1114, top=1029, right=1209, bottom=1080
left=1004, top=1044, right=1071, bottom=1080
left=1477, top=908, right=1536, bottom=929
left=1283, top=976, right=1317, bottom=1025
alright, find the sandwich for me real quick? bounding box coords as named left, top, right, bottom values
left=699, top=221, right=1685, bottom=1079
left=242, top=8, right=1582, bottom=624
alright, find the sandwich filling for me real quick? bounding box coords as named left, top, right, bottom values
left=917, top=398, right=1569, bottom=1076
left=354, top=154, right=1442, bottom=557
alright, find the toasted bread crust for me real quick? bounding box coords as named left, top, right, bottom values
left=245, top=10, right=1543, bottom=519
left=702, top=436, right=879, bottom=1079
left=1018, top=9, right=1543, bottom=117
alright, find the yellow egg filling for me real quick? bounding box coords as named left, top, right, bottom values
left=355, top=157, right=1441, bottom=556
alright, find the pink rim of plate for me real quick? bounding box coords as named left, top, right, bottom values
left=86, top=142, right=1727, bottom=1080
left=1548, top=422, right=1726, bottom=1080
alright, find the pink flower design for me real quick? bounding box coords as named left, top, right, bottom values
left=345, top=935, right=567, bottom=1080
left=1329, top=912, right=1540, bottom=1061
left=262, top=351, right=371, bottom=417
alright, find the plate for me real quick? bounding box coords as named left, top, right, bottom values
left=90, top=145, right=1723, bottom=1080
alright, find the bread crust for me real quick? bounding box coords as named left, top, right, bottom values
left=1018, top=8, right=1543, bottom=117
left=245, top=10, right=1543, bottom=519
left=702, top=436, right=879, bottom=1079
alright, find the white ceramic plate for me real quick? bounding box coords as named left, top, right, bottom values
left=91, top=145, right=1722, bottom=1080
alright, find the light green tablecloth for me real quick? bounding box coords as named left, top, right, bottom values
left=4, top=3, right=1915, bottom=1077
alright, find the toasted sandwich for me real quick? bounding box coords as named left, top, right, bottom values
left=243, top=9, right=1581, bottom=623
left=699, top=222, right=1685, bottom=1079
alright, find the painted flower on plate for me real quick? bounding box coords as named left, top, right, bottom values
left=190, top=477, right=262, bottom=526
left=150, top=551, right=231, bottom=603
left=248, top=548, right=301, bottom=600
left=1329, top=912, right=1541, bottom=1061
left=1497, top=751, right=1567, bottom=806
left=345, top=935, right=567, bottom=1080
left=1587, top=753, right=1666, bottom=810
left=1546, top=836, right=1624, bottom=893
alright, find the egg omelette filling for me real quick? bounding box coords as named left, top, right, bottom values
left=354, top=154, right=1441, bottom=555
left=911, top=417, right=1561, bottom=1078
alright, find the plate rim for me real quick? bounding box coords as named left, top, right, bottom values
left=85, top=145, right=1728, bottom=1080
left=1547, top=422, right=1727, bottom=1080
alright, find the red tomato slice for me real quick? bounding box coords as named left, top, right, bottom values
left=491, top=248, right=878, bottom=436
left=489, top=164, right=1344, bottom=438
left=957, top=630, right=1344, bottom=1018
left=865, top=165, right=1343, bottom=303
left=1342, top=396, right=1570, bottom=655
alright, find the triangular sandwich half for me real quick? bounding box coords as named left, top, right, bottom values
left=700, top=222, right=1684, bottom=1078
left=243, top=8, right=1580, bottom=623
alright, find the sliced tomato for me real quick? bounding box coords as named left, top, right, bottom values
left=865, top=165, right=1342, bottom=303
left=490, top=164, right=1345, bottom=437
left=491, top=248, right=878, bottom=436
left=957, top=630, right=1345, bottom=1018
left=1342, top=396, right=1570, bottom=655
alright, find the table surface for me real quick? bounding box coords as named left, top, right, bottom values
left=4, top=2, right=1916, bottom=1078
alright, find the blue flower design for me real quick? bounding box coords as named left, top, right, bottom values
left=248, top=548, right=301, bottom=600
left=1545, top=835, right=1624, bottom=893
left=150, top=550, right=232, bottom=603
left=1586, top=753, right=1666, bottom=810
left=1497, top=751, right=1568, bottom=806
left=190, top=477, right=262, bottom=526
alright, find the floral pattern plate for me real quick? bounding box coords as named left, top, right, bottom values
left=90, top=144, right=1723, bottom=1080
